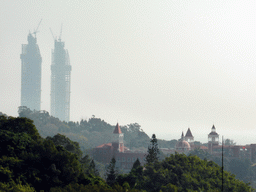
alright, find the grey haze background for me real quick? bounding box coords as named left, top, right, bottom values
left=1, top=1, right=256, bottom=144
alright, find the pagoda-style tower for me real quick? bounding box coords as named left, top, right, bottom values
left=50, top=34, right=71, bottom=122
left=208, top=125, right=219, bottom=152
left=112, top=123, right=124, bottom=152
left=20, top=32, right=42, bottom=111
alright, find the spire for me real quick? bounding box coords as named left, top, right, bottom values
left=211, top=125, right=216, bottom=132
left=181, top=131, right=184, bottom=140
left=185, top=128, right=193, bottom=137
left=113, top=123, right=122, bottom=134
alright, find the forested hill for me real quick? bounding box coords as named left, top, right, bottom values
left=0, top=114, right=253, bottom=191
left=16, top=107, right=175, bottom=152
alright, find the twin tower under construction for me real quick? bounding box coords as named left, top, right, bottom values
left=20, top=25, right=71, bottom=122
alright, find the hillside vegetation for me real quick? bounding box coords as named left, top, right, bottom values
left=18, top=107, right=176, bottom=152
left=0, top=114, right=253, bottom=191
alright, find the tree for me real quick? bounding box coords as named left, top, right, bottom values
left=18, top=106, right=32, bottom=118
left=0, top=116, right=86, bottom=191
left=225, top=138, right=236, bottom=146
left=106, top=158, right=117, bottom=186
left=189, top=148, right=211, bottom=160
left=0, top=115, right=40, bottom=140
left=140, top=153, right=253, bottom=192
left=132, top=158, right=141, bottom=170
left=88, top=159, right=99, bottom=177
left=145, top=134, right=160, bottom=164
left=46, top=134, right=83, bottom=158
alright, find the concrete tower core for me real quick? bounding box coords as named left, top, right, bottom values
left=20, top=33, right=42, bottom=111
left=50, top=38, right=71, bottom=122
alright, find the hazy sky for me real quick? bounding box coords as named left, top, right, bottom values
left=1, top=1, right=256, bottom=144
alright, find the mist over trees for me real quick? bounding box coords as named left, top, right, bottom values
left=17, top=107, right=160, bottom=152
left=0, top=109, right=255, bottom=191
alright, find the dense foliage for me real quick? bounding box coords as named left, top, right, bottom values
left=0, top=113, right=254, bottom=191
left=0, top=115, right=104, bottom=191
left=117, top=135, right=253, bottom=192
left=189, top=148, right=256, bottom=187
left=116, top=153, right=252, bottom=192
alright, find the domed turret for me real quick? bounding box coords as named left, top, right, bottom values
left=175, top=131, right=191, bottom=152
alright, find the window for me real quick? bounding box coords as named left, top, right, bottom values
left=122, top=157, right=126, bottom=162
left=132, top=157, right=136, bottom=162
left=127, top=157, right=131, bottom=162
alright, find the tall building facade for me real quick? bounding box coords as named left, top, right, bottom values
left=50, top=38, right=71, bottom=122
left=20, top=33, right=42, bottom=111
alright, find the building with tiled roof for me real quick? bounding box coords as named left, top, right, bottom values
left=92, top=123, right=146, bottom=172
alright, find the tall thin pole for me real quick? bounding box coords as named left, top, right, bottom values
left=222, top=136, right=224, bottom=192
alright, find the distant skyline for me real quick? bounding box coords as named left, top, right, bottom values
left=1, top=1, right=256, bottom=145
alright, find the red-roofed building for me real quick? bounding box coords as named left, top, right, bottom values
left=93, top=123, right=146, bottom=172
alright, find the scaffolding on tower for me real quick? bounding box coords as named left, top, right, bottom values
left=20, top=20, right=42, bottom=111
left=50, top=25, right=71, bottom=122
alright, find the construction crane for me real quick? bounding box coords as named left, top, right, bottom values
left=33, top=19, right=42, bottom=38
left=50, top=24, right=63, bottom=42
left=49, top=28, right=56, bottom=41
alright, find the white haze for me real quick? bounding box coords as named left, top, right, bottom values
left=0, top=1, right=256, bottom=145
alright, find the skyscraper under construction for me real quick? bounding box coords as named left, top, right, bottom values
left=50, top=35, right=71, bottom=122
left=20, top=31, right=42, bottom=111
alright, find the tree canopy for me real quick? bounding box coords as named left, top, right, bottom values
left=0, top=113, right=254, bottom=191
